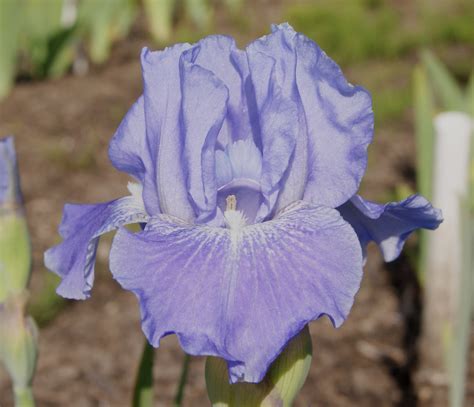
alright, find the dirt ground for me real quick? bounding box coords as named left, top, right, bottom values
left=0, top=4, right=473, bottom=406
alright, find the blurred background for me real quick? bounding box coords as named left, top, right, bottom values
left=0, top=0, right=472, bottom=406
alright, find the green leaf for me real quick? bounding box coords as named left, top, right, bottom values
left=79, top=0, right=136, bottom=64
left=413, top=64, right=435, bottom=199
left=184, top=0, right=212, bottom=30
left=133, top=340, right=155, bottom=407
left=42, top=26, right=77, bottom=78
left=0, top=0, right=22, bottom=99
left=466, top=70, right=474, bottom=118
left=413, top=64, right=435, bottom=284
left=449, top=198, right=473, bottom=407
left=22, top=0, right=64, bottom=76
left=421, top=50, right=465, bottom=111
left=143, top=0, right=175, bottom=43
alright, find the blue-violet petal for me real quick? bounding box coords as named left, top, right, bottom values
left=338, top=194, right=443, bottom=262
left=110, top=202, right=363, bottom=383
left=44, top=195, right=149, bottom=299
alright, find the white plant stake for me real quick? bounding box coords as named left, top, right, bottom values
left=421, top=111, right=473, bottom=405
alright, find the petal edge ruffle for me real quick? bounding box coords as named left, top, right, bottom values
left=44, top=195, right=149, bottom=299
left=110, top=202, right=363, bottom=383
left=338, top=194, right=443, bottom=262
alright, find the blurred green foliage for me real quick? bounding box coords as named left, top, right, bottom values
left=288, top=0, right=402, bottom=64
left=0, top=0, right=22, bottom=98
left=21, top=0, right=72, bottom=77
left=421, top=50, right=468, bottom=112
left=414, top=52, right=473, bottom=407
left=0, top=0, right=243, bottom=100
left=287, top=0, right=474, bottom=65
left=79, top=0, right=137, bottom=64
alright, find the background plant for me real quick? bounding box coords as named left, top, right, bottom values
left=414, top=51, right=473, bottom=407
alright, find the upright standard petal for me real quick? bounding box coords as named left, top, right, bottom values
left=246, top=51, right=297, bottom=221
left=44, top=196, right=149, bottom=300
left=186, top=35, right=254, bottom=143
left=180, top=52, right=229, bottom=223
left=141, top=44, right=195, bottom=221
left=294, top=30, right=374, bottom=208
left=247, top=32, right=308, bottom=215
left=338, top=194, right=443, bottom=262
left=110, top=202, right=363, bottom=383
left=108, top=97, right=159, bottom=215
left=249, top=23, right=374, bottom=209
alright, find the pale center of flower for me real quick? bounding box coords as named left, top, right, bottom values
left=224, top=195, right=247, bottom=231
left=215, top=138, right=263, bottom=224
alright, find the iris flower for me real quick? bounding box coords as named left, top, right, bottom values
left=45, top=24, right=442, bottom=383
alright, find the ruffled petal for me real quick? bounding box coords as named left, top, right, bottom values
left=249, top=23, right=373, bottom=209
left=108, top=97, right=160, bottom=215
left=44, top=195, right=149, bottom=300
left=246, top=51, right=297, bottom=221
left=141, top=44, right=196, bottom=221
left=180, top=51, right=229, bottom=223
left=338, top=194, right=443, bottom=262
left=187, top=35, right=254, bottom=144
left=294, top=28, right=374, bottom=208
left=110, top=202, right=363, bottom=383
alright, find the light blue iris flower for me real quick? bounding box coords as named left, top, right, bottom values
left=44, top=24, right=442, bottom=383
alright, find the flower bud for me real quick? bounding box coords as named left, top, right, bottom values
left=0, top=136, right=22, bottom=207
left=206, top=325, right=312, bottom=407
left=0, top=294, right=38, bottom=400
left=0, top=136, right=31, bottom=303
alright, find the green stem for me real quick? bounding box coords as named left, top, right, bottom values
left=14, top=386, right=34, bottom=407
left=132, top=340, right=155, bottom=407
left=173, top=353, right=191, bottom=406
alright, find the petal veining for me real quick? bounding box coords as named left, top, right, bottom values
left=141, top=44, right=196, bottom=221
left=180, top=54, right=229, bottom=223
left=186, top=35, right=254, bottom=144
left=246, top=51, right=298, bottom=221
left=247, top=25, right=308, bottom=214
left=110, top=202, right=363, bottom=383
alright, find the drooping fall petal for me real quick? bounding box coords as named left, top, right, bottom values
left=110, top=202, right=363, bottom=382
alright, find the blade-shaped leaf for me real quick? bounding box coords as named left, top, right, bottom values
left=413, top=64, right=435, bottom=199
left=421, top=50, right=465, bottom=111
left=413, top=64, right=436, bottom=282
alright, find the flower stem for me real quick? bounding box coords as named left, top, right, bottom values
left=14, top=386, right=34, bottom=407
left=173, top=353, right=191, bottom=406
left=132, top=340, right=155, bottom=407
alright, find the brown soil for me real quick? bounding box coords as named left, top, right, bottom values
left=0, top=3, right=472, bottom=406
